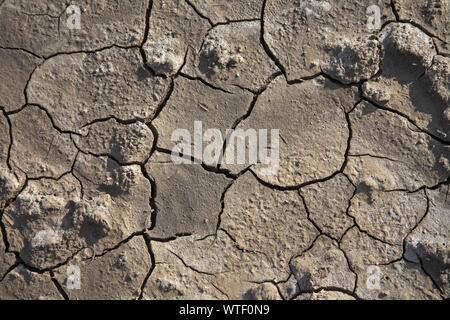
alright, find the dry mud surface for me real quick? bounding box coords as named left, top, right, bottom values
left=0, top=0, right=448, bottom=300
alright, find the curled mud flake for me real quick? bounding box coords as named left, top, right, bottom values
left=2, top=167, right=148, bottom=270
left=73, top=153, right=152, bottom=239
left=200, top=34, right=246, bottom=76
left=444, top=108, right=450, bottom=122
left=103, top=166, right=140, bottom=195
left=80, top=247, right=96, bottom=262
left=0, top=164, right=24, bottom=206
left=380, top=23, right=436, bottom=72
left=70, top=195, right=114, bottom=241
left=3, top=175, right=83, bottom=269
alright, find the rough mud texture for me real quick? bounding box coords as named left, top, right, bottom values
left=143, top=0, right=210, bottom=76
left=0, top=48, right=42, bottom=112
left=404, top=185, right=449, bottom=297
left=426, top=55, right=450, bottom=104
left=363, top=23, right=448, bottom=142
left=0, top=228, right=15, bottom=278
left=26, top=47, right=170, bottom=134
left=152, top=76, right=252, bottom=159
left=145, top=151, right=231, bottom=239
left=290, top=235, right=356, bottom=292
left=189, top=0, right=263, bottom=25
left=9, top=106, right=78, bottom=179
left=54, top=236, right=151, bottom=300
left=263, top=0, right=394, bottom=81
left=355, top=260, right=442, bottom=300
left=183, top=20, right=280, bottom=92
left=72, top=119, right=154, bottom=164
left=393, top=0, right=449, bottom=55
left=143, top=230, right=284, bottom=299
left=220, top=172, right=319, bottom=277
left=348, top=189, right=428, bottom=245
left=300, top=174, right=355, bottom=239
left=0, top=112, right=25, bottom=210
left=221, top=75, right=359, bottom=185
left=0, top=1, right=448, bottom=300
left=345, top=101, right=449, bottom=192
left=341, top=227, right=442, bottom=299
left=0, top=0, right=150, bottom=58
left=295, top=290, right=356, bottom=300
left=0, top=265, right=63, bottom=300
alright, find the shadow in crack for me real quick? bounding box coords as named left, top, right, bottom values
left=295, top=271, right=313, bottom=291
left=108, top=134, right=124, bottom=164
left=97, top=158, right=124, bottom=198
left=408, top=78, right=448, bottom=141
left=136, top=66, right=151, bottom=81
left=61, top=201, right=110, bottom=247
left=198, top=49, right=220, bottom=79
left=405, top=241, right=449, bottom=293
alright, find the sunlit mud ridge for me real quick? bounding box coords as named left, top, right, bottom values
left=0, top=0, right=448, bottom=300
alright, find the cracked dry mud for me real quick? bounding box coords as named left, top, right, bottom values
left=0, top=0, right=448, bottom=301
